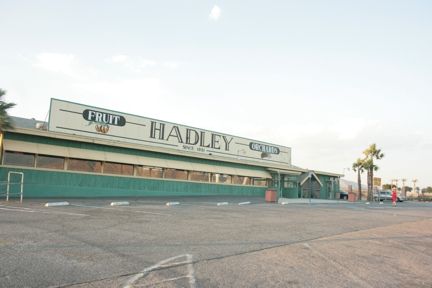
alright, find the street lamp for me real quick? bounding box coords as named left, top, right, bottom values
left=308, top=171, right=313, bottom=205
left=413, top=179, right=418, bottom=198
left=342, top=168, right=350, bottom=177
left=392, top=179, right=399, bottom=190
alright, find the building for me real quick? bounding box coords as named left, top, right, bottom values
left=0, top=99, right=340, bottom=199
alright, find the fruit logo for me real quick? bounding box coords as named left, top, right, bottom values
left=95, top=124, right=110, bottom=134
left=82, top=109, right=126, bottom=135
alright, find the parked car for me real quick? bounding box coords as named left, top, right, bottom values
left=340, top=191, right=348, bottom=200
left=373, top=191, right=404, bottom=202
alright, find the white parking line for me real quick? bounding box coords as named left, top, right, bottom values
left=110, top=201, right=130, bottom=206
left=45, top=201, right=70, bottom=207
left=238, top=201, right=251, bottom=205
left=0, top=206, right=88, bottom=217
left=0, top=205, right=33, bottom=210
left=166, top=202, right=180, bottom=206
left=70, top=204, right=171, bottom=216
left=217, top=202, right=229, bottom=206
left=123, top=254, right=196, bottom=288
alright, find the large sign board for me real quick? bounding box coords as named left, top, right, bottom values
left=373, top=177, right=381, bottom=187
left=48, top=99, right=291, bottom=165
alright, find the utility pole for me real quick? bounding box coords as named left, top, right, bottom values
left=309, top=171, right=312, bottom=205
left=392, top=179, right=399, bottom=189
left=413, top=179, right=418, bottom=198
left=342, top=168, right=350, bottom=177
left=402, top=178, right=407, bottom=198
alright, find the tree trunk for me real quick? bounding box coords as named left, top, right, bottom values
left=367, top=170, right=371, bottom=201
left=367, top=169, right=374, bottom=201
left=357, top=170, right=361, bottom=201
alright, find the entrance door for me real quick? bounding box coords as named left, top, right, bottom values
left=282, top=180, right=297, bottom=198
left=301, top=179, right=321, bottom=199
left=327, top=181, right=334, bottom=199
left=6, top=171, right=24, bottom=202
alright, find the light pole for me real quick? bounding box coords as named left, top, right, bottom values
left=309, top=172, right=312, bottom=205
left=342, top=168, right=350, bottom=177
left=413, top=179, right=418, bottom=198
left=392, top=179, right=399, bottom=190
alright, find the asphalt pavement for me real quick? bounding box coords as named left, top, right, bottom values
left=0, top=197, right=431, bottom=287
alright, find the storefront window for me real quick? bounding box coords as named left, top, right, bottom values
left=189, top=171, right=210, bottom=182
left=211, top=173, right=232, bottom=184
left=253, top=178, right=268, bottom=187
left=104, top=162, right=133, bottom=175
left=68, top=158, right=102, bottom=173
left=284, top=181, right=295, bottom=188
left=232, top=175, right=251, bottom=185
left=3, top=151, right=35, bottom=167
left=37, top=155, right=65, bottom=170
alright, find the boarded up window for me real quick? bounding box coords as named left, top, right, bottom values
left=37, top=155, right=65, bottom=170
left=189, top=171, right=210, bottom=182
left=68, top=158, right=102, bottom=173
left=135, top=166, right=163, bottom=178
left=3, top=151, right=35, bottom=167
left=164, top=169, right=188, bottom=180
left=104, top=162, right=133, bottom=175
left=150, top=167, right=163, bottom=178
left=136, top=166, right=151, bottom=177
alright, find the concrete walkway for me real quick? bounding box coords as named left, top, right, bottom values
left=277, top=198, right=356, bottom=204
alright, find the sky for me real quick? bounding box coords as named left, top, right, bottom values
left=1, top=0, right=431, bottom=188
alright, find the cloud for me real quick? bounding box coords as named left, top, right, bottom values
left=109, top=54, right=129, bottom=63
left=34, top=53, right=76, bottom=76
left=139, top=58, right=157, bottom=68
left=209, top=5, right=221, bottom=21
left=73, top=78, right=162, bottom=102
left=163, top=61, right=180, bottom=70
left=107, top=55, right=179, bottom=73
left=71, top=77, right=173, bottom=120
left=329, top=117, right=374, bottom=141
left=33, top=53, right=97, bottom=79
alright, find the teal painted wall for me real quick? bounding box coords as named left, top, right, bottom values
left=2, top=132, right=339, bottom=199
left=0, top=167, right=266, bottom=198
left=281, top=175, right=299, bottom=198
left=1, top=132, right=268, bottom=198
left=279, top=173, right=340, bottom=200
left=317, top=174, right=338, bottom=199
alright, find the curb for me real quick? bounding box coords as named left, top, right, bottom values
left=45, top=201, right=70, bottom=207
left=110, top=201, right=130, bottom=206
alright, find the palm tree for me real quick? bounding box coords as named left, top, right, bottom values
left=0, top=89, right=16, bottom=132
left=352, top=158, right=365, bottom=200
left=363, top=144, right=384, bottom=201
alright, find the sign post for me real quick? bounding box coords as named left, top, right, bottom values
left=373, top=177, right=381, bottom=202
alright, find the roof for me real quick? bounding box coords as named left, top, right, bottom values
left=10, top=116, right=47, bottom=130
left=6, top=125, right=296, bottom=171
left=299, top=171, right=323, bottom=187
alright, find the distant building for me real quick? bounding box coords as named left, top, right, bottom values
left=1, top=99, right=341, bottom=199
left=339, top=179, right=367, bottom=194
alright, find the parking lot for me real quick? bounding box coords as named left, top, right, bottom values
left=0, top=197, right=431, bottom=288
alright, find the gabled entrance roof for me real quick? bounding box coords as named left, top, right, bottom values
left=300, top=171, right=323, bottom=187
